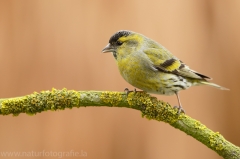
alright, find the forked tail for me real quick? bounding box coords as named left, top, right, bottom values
left=200, top=81, right=229, bottom=90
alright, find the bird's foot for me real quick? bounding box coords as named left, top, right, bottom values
left=124, top=88, right=147, bottom=111
left=124, top=88, right=137, bottom=96
left=173, top=105, right=185, bottom=115
left=124, top=88, right=146, bottom=96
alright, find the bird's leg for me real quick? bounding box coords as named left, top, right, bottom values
left=124, top=88, right=137, bottom=96
left=173, top=92, right=185, bottom=114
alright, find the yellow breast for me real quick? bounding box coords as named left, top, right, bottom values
left=117, top=54, right=160, bottom=92
left=116, top=53, right=189, bottom=95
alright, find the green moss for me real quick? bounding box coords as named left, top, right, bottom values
left=100, top=91, right=122, bottom=106
left=194, top=121, right=206, bottom=130
left=1, top=88, right=80, bottom=116
left=209, top=132, right=224, bottom=151
left=125, top=91, right=179, bottom=124
left=126, top=91, right=151, bottom=107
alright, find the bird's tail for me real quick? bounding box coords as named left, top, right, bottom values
left=200, top=81, right=229, bottom=90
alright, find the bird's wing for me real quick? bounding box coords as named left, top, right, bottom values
left=144, top=48, right=211, bottom=80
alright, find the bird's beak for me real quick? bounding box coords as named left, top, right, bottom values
left=102, top=43, right=115, bottom=53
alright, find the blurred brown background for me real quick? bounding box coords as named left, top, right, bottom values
left=0, top=0, right=239, bottom=159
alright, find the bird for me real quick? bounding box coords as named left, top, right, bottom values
left=102, top=30, right=228, bottom=114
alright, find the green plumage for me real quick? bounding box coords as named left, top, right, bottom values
left=102, top=30, right=229, bottom=113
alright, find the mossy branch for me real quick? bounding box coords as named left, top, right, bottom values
left=0, top=88, right=239, bottom=159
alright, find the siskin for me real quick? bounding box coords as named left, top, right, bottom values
left=102, top=30, right=228, bottom=114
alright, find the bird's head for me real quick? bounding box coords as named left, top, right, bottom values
left=102, top=30, right=144, bottom=60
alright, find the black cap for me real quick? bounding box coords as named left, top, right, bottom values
left=109, top=30, right=131, bottom=44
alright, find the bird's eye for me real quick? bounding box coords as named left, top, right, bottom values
left=116, top=41, right=123, bottom=46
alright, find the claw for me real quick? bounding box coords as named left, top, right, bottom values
left=124, top=88, right=130, bottom=96
left=173, top=105, right=185, bottom=114
left=124, top=88, right=137, bottom=96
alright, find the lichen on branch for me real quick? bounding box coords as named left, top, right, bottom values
left=0, top=88, right=239, bottom=159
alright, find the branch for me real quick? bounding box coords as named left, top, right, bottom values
left=0, top=88, right=239, bottom=159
